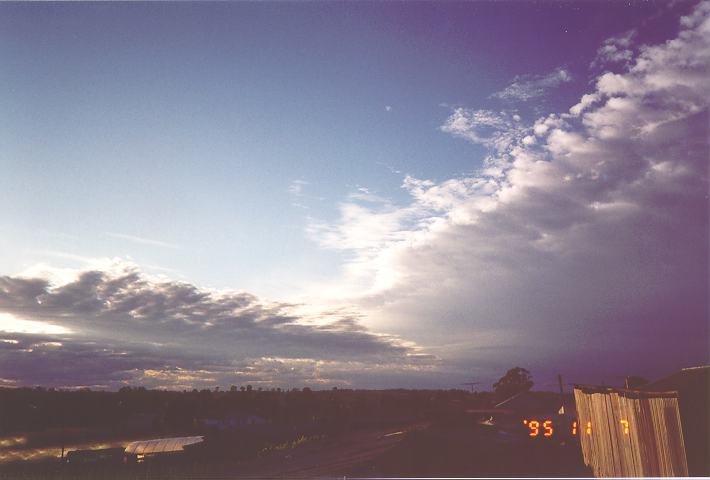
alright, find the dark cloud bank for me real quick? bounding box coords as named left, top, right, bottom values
left=0, top=269, right=435, bottom=389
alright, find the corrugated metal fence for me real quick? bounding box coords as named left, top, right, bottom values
left=574, top=385, right=688, bottom=477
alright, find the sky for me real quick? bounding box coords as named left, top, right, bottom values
left=1, top=1, right=708, bottom=391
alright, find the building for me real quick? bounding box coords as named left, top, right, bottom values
left=124, top=436, right=204, bottom=463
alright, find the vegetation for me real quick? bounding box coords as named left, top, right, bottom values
left=492, top=367, right=534, bottom=399
left=0, top=386, right=493, bottom=450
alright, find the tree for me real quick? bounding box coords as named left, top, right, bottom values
left=493, top=367, right=533, bottom=399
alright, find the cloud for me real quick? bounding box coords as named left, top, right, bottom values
left=287, top=179, right=309, bottom=196
left=0, top=260, right=434, bottom=389
left=6, top=2, right=709, bottom=390
left=288, top=179, right=325, bottom=209
left=307, top=1, right=710, bottom=384
left=376, top=162, right=402, bottom=175
left=491, top=67, right=572, bottom=102
left=348, top=187, right=390, bottom=204
left=569, top=93, right=601, bottom=117
left=105, top=232, right=180, bottom=249
left=439, top=108, right=525, bottom=152
left=591, top=30, right=637, bottom=69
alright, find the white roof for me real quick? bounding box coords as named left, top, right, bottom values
left=124, top=436, right=204, bottom=455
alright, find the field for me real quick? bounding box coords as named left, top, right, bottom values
left=0, top=388, right=588, bottom=478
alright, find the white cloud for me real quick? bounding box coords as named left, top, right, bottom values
left=491, top=67, right=572, bottom=102
left=591, top=30, right=637, bottom=69
left=287, top=179, right=324, bottom=208
left=105, top=232, right=180, bottom=249
left=569, top=93, right=600, bottom=117
left=288, top=179, right=309, bottom=196
left=348, top=187, right=390, bottom=204
left=305, top=2, right=710, bottom=383
left=439, top=108, right=525, bottom=152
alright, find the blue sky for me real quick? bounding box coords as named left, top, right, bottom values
left=1, top=1, right=682, bottom=294
left=1, top=1, right=708, bottom=390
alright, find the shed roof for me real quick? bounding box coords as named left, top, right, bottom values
left=646, top=365, right=709, bottom=392
left=124, top=436, right=204, bottom=455
left=573, top=384, right=679, bottom=398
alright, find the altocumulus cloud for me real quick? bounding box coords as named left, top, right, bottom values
left=307, top=2, right=709, bottom=386
left=491, top=67, right=572, bottom=102
left=0, top=260, right=437, bottom=389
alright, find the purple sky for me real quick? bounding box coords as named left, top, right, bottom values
left=0, top=1, right=708, bottom=391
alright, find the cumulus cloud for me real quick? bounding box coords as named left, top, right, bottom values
left=491, top=67, right=572, bottom=102
left=308, top=2, right=710, bottom=384
left=0, top=261, right=434, bottom=389
left=591, top=30, right=637, bottom=69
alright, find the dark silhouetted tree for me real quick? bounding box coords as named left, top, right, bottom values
left=493, top=367, right=533, bottom=399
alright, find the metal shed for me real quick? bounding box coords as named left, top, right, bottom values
left=124, top=436, right=204, bottom=457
